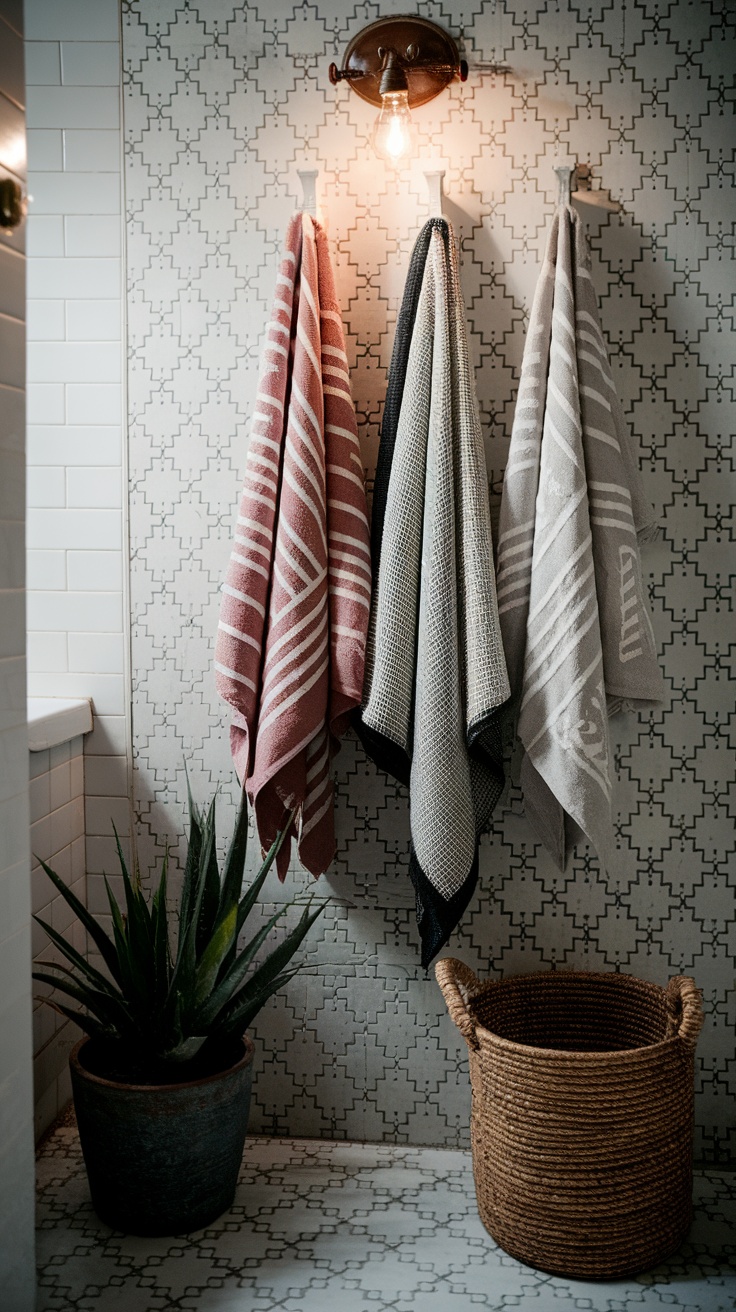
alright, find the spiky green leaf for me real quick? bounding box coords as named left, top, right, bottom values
left=217, top=785, right=249, bottom=921
left=32, top=968, right=133, bottom=1033
left=217, top=902, right=325, bottom=1030
left=151, top=855, right=170, bottom=1005
left=196, top=795, right=221, bottom=956
left=235, top=811, right=297, bottom=938
left=212, top=965, right=305, bottom=1043
left=44, top=998, right=109, bottom=1041
left=192, top=904, right=237, bottom=1011
left=34, top=856, right=122, bottom=985
left=104, top=874, right=148, bottom=1010
left=165, top=814, right=215, bottom=1030
left=33, top=914, right=124, bottom=999
left=113, top=821, right=153, bottom=977
left=179, top=774, right=203, bottom=947
left=162, top=1034, right=208, bottom=1063
left=193, top=904, right=290, bottom=1030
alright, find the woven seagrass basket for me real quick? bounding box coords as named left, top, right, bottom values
left=436, top=960, right=703, bottom=1280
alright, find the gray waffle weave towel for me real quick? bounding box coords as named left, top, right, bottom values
left=361, top=225, right=510, bottom=964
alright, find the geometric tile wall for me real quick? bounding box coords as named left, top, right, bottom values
left=122, top=0, right=735, bottom=1161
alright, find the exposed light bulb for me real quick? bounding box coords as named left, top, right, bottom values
left=372, top=90, right=414, bottom=165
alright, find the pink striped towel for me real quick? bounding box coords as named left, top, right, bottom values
left=215, top=212, right=371, bottom=878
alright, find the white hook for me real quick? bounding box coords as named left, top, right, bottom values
left=554, top=159, right=621, bottom=212
left=297, top=169, right=318, bottom=217
left=425, top=169, right=445, bottom=218
left=553, top=161, right=576, bottom=207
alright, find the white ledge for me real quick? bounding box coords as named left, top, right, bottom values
left=28, top=697, right=94, bottom=752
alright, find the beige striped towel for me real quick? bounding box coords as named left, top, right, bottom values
left=497, top=206, right=665, bottom=871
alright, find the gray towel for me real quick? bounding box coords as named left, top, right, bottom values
left=361, top=226, right=510, bottom=964
left=497, top=206, right=665, bottom=871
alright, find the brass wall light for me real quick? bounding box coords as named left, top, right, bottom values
left=329, top=16, right=468, bottom=165
left=0, top=178, right=25, bottom=230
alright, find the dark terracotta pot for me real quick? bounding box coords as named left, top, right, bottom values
left=69, top=1034, right=254, bottom=1236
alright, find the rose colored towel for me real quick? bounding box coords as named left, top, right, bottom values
left=216, top=212, right=371, bottom=878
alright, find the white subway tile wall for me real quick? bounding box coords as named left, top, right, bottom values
left=1, top=1, right=36, bottom=1302
left=66, top=548, right=122, bottom=590
left=25, top=216, right=63, bottom=257
left=25, top=0, right=130, bottom=1110
left=26, top=547, right=66, bottom=590
left=26, top=380, right=64, bottom=422
left=26, top=127, right=61, bottom=170
left=29, top=671, right=126, bottom=716
left=30, top=735, right=86, bottom=1141
left=26, top=506, right=122, bottom=550
left=28, top=423, right=122, bottom=465
left=24, top=41, right=60, bottom=86
left=25, top=1, right=119, bottom=44
left=66, top=297, right=121, bottom=335
left=26, top=255, right=122, bottom=295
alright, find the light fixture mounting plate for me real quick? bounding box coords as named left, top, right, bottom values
left=333, top=15, right=463, bottom=109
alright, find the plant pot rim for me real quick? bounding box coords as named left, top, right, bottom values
left=70, top=1033, right=255, bottom=1094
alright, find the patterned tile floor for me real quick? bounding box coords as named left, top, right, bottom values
left=37, top=1128, right=735, bottom=1312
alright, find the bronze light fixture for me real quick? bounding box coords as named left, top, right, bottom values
left=329, top=16, right=468, bottom=165
left=0, top=178, right=24, bottom=230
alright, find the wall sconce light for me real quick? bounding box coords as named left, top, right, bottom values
left=0, top=178, right=25, bottom=231
left=329, top=16, right=468, bottom=166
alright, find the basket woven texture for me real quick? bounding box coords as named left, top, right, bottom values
left=436, top=961, right=703, bottom=1279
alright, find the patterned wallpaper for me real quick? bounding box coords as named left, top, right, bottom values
left=121, top=0, right=735, bottom=1161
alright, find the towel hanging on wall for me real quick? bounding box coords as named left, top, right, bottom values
left=357, top=220, right=510, bottom=967
left=369, top=216, right=444, bottom=573
left=496, top=204, right=665, bottom=872
left=216, top=211, right=371, bottom=878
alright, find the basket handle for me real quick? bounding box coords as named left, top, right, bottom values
left=665, top=976, right=704, bottom=1050
left=435, top=957, right=481, bottom=1051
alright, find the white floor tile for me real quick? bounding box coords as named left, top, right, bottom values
left=35, top=1131, right=736, bottom=1312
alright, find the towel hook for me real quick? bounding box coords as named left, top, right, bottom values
left=297, top=168, right=318, bottom=217
left=553, top=161, right=576, bottom=207
left=425, top=169, right=445, bottom=218
left=554, top=159, right=621, bottom=213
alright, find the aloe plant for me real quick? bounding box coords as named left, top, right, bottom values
left=32, top=785, right=324, bottom=1074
